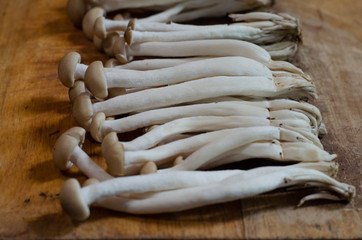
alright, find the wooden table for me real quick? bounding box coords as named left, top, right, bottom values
left=0, top=0, right=361, bottom=238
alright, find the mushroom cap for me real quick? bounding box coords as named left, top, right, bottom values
left=105, top=58, right=120, bottom=68
left=53, top=127, right=86, bottom=170
left=83, top=178, right=100, bottom=187
left=127, top=18, right=136, bottom=30
left=124, top=27, right=133, bottom=45
left=94, top=16, right=107, bottom=39
left=103, top=32, right=122, bottom=57
left=113, top=37, right=129, bottom=64
left=73, top=92, right=94, bottom=130
left=58, top=52, right=81, bottom=88
left=93, top=34, right=104, bottom=52
left=102, top=132, right=125, bottom=176
left=69, top=80, right=86, bottom=103
left=67, top=0, right=87, bottom=27
left=108, top=87, right=126, bottom=98
left=84, top=61, right=108, bottom=99
left=140, top=161, right=157, bottom=175
left=90, top=112, right=106, bottom=142
left=60, top=178, right=90, bottom=221
left=82, top=7, right=105, bottom=40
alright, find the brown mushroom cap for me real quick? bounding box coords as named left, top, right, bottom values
left=105, top=58, right=121, bottom=68
left=103, top=32, right=122, bottom=57
left=60, top=178, right=90, bottom=221
left=127, top=18, right=136, bottom=30
left=58, top=52, right=81, bottom=88
left=69, top=80, right=86, bottom=103
left=67, top=0, right=87, bottom=27
left=83, top=178, right=100, bottom=187
left=53, top=127, right=86, bottom=170
left=124, top=27, right=133, bottom=45
left=90, top=112, right=106, bottom=142
left=82, top=7, right=105, bottom=40
left=140, top=161, right=157, bottom=175
left=113, top=37, right=129, bottom=64
left=84, top=61, right=108, bottom=99
left=73, top=92, right=94, bottom=129
left=93, top=34, right=104, bottom=52
left=102, top=132, right=125, bottom=176
left=94, top=16, right=107, bottom=39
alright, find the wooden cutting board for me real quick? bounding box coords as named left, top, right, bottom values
left=0, top=0, right=361, bottom=238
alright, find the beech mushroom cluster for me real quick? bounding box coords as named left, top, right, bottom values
left=52, top=0, right=356, bottom=220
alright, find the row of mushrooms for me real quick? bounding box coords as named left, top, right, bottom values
left=55, top=0, right=355, bottom=221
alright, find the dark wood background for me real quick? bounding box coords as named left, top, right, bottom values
left=0, top=0, right=361, bottom=238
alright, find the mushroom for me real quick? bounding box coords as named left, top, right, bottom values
left=53, top=127, right=112, bottom=181
left=113, top=37, right=304, bottom=72
left=124, top=12, right=300, bottom=46
left=101, top=126, right=326, bottom=176
left=60, top=163, right=355, bottom=219
left=117, top=115, right=319, bottom=151
left=89, top=98, right=322, bottom=142
left=72, top=75, right=316, bottom=129
left=83, top=56, right=275, bottom=99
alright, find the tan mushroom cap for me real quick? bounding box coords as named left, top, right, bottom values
left=84, top=61, right=108, bottom=99
left=105, top=58, right=120, bottom=68
left=60, top=178, right=90, bottom=221
left=93, top=34, right=104, bottom=52
left=58, top=52, right=81, bottom=88
left=83, top=178, right=100, bottom=187
left=113, top=37, right=129, bottom=64
left=140, top=161, right=157, bottom=175
left=82, top=7, right=105, bottom=40
left=127, top=18, right=136, bottom=30
left=73, top=92, right=94, bottom=129
left=102, top=132, right=125, bottom=176
left=90, top=112, right=106, bottom=142
left=94, top=16, right=107, bottom=39
left=67, top=0, right=87, bottom=27
left=69, top=80, right=86, bottom=103
left=124, top=27, right=133, bottom=45
left=53, top=127, right=86, bottom=170
left=103, top=32, right=122, bottom=57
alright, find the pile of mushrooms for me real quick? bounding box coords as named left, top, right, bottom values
left=53, top=0, right=356, bottom=220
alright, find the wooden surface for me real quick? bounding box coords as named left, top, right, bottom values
left=0, top=0, right=361, bottom=238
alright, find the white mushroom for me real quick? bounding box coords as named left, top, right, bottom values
left=117, top=115, right=319, bottom=151
left=72, top=75, right=316, bottom=129
left=101, top=126, right=327, bottom=176
left=113, top=37, right=304, bottom=72
left=83, top=56, right=276, bottom=99
left=89, top=99, right=322, bottom=142
left=53, top=127, right=112, bottom=181
left=60, top=163, right=355, bottom=220
left=124, top=12, right=300, bottom=46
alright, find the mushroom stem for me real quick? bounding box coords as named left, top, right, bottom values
left=53, top=127, right=112, bottom=181
left=202, top=141, right=336, bottom=170
left=60, top=164, right=355, bottom=219
left=164, top=126, right=327, bottom=172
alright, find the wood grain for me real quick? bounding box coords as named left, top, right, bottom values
left=0, top=0, right=361, bottom=238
